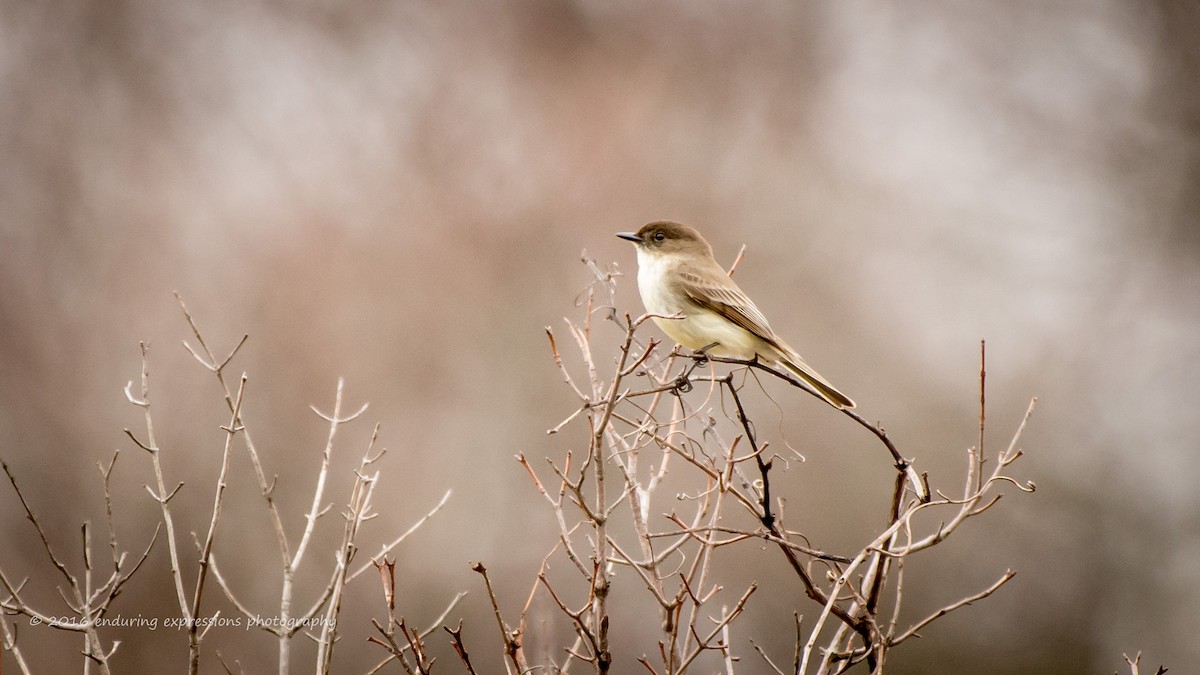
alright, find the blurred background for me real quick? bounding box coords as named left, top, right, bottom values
left=2, top=0, right=1198, bottom=672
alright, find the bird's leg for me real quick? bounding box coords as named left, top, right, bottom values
left=671, top=374, right=694, bottom=395
left=693, top=342, right=720, bottom=366
left=672, top=343, right=719, bottom=395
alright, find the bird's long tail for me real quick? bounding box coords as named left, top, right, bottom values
left=777, top=352, right=856, bottom=410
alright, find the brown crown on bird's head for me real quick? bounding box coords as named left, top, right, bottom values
left=616, top=221, right=714, bottom=257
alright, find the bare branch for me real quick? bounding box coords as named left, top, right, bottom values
left=890, top=570, right=1016, bottom=645
left=471, top=562, right=526, bottom=675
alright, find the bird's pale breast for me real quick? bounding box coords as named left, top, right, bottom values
left=635, top=250, right=766, bottom=359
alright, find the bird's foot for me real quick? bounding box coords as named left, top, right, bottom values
left=671, top=374, right=694, bottom=395
left=692, top=342, right=719, bottom=366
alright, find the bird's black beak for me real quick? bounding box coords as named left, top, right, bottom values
left=616, top=231, right=642, bottom=243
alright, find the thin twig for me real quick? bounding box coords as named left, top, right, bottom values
left=891, top=570, right=1015, bottom=644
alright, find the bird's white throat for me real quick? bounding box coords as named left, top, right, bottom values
left=634, top=249, right=682, bottom=316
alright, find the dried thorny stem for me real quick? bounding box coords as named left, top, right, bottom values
left=698, top=352, right=928, bottom=503
left=1121, top=651, right=1168, bottom=675
left=322, top=434, right=459, bottom=675
left=518, top=259, right=771, bottom=673
left=519, top=256, right=1037, bottom=674
left=722, top=379, right=871, bottom=652
left=189, top=373, right=247, bottom=673
left=163, top=295, right=454, bottom=675
left=125, top=342, right=190, bottom=620
left=2, top=261, right=1048, bottom=673
left=444, top=620, right=478, bottom=674
left=174, top=294, right=296, bottom=670
left=472, top=561, right=527, bottom=675
left=367, top=559, right=437, bottom=675
left=0, top=450, right=158, bottom=674
left=0, top=607, right=31, bottom=675
left=317, top=423, right=384, bottom=673
left=811, top=387, right=1036, bottom=672
left=364, top=587, right=467, bottom=675
left=262, top=376, right=368, bottom=671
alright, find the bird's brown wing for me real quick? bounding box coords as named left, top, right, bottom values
left=676, top=261, right=856, bottom=409
left=674, top=262, right=786, bottom=351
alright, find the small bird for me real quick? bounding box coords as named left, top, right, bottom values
left=617, top=221, right=855, bottom=409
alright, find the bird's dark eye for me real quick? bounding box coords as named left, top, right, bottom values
left=653, top=231, right=666, bottom=242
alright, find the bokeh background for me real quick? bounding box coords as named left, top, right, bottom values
left=2, top=1, right=1198, bottom=672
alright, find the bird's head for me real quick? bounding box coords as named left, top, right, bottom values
left=616, top=221, right=713, bottom=257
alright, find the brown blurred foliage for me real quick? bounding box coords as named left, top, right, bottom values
left=1, top=1, right=1198, bottom=672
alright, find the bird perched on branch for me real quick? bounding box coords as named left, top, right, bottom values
left=617, top=221, right=855, bottom=410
